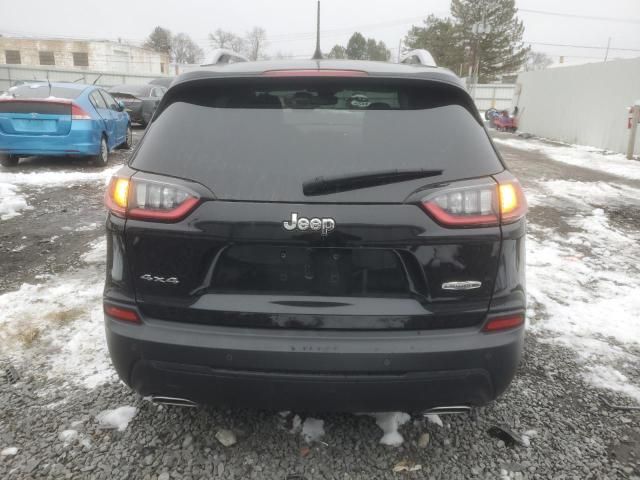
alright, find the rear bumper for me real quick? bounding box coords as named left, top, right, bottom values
left=0, top=123, right=101, bottom=157
left=105, top=309, right=525, bottom=412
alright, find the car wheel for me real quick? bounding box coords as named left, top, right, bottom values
left=91, top=137, right=109, bottom=167
left=122, top=125, right=133, bottom=149
left=0, top=155, right=19, bottom=167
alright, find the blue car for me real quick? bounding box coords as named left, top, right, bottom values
left=0, top=82, right=132, bottom=167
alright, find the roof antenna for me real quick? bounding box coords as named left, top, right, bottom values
left=46, top=74, right=52, bottom=97
left=312, top=1, right=323, bottom=60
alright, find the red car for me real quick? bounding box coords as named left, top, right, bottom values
left=493, top=112, right=517, bottom=132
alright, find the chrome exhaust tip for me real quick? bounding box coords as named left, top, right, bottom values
left=422, top=405, right=472, bottom=416
left=150, top=396, right=198, bottom=408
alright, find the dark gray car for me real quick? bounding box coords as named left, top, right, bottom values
left=108, top=84, right=166, bottom=126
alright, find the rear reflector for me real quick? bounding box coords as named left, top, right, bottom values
left=483, top=314, right=524, bottom=332
left=104, top=305, right=140, bottom=323
left=262, top=69, right=368, bottom=77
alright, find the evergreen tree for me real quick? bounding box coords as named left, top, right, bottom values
left=404, top=15, right=465, bottom=72
left=346, top=33, right=367, bottom=60
left=328, top=45, right=347, bottom=59
left=330, top=33, right=390, bottom=61
left=404, top=0, right=528, bottom=81
left=144, top=27, right=172, bottom=56
left=451, top=0, right=528, bottom=81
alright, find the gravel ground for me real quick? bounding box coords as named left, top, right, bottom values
left=0, top=129, right=638, bottom=479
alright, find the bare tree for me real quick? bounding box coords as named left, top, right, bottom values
left=172, top=33, right=204, bottom=64
left=245, top=27, right=268, bottom=61
left=209, top=29, right=236, bottom=49
left=524, top=51, right=553, bottom=71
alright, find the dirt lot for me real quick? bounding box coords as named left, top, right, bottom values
left=0, top=129, right=639, bottom=480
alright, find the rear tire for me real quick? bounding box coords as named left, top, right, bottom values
left=122, top=125, right=133, bottom=149
left=0, top=155, right=19, bottom=167
left=91, top=137, right=109, bottom=167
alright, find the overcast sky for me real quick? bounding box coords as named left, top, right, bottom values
left=0, top=0, right=638, bottom=66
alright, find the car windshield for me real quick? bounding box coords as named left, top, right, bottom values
left=4, top=84, right=83, bottom=99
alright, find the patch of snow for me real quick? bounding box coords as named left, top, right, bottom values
left=96, top=406, right=137, bottom=431
left=370, top=412, right=411, bottom=446
left=0, top=165, right=120, bottom=188
left=301, top=417, right=325, bottom=443
left=425, top=413, right=443, bottom=427
left=81, top=237, right=107, bottom=264
left=525, top=179, right=640, bottom=404
left=58, top=429, right=78, bottom=444
left=494, top=136, right=640, bottom=181
left=289, top=414, right=302, bottom=434
left=10, top=245, right=26, bottom=253
left=0, top=256, right=114, bottom=389
left=0, top=447, right=18, bottom=456
left=75, top=222, right=100, bottom=232
left=0, top=182, right=31, bottom=220
left=585, top=366, right=640, bottom=403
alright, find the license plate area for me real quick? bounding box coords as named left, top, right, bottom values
left=209, top=246, right=410, bottom=297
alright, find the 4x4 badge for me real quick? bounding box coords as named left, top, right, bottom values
left=283, top=212, right=335, bottom=236
left=140, top=274, right=180, bottom=284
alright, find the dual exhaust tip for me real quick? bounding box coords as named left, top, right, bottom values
left=149, top=395, right=197, bottom=408
left=149, top=396, right=471, bottom=416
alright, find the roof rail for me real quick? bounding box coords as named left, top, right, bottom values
left=201, top=49, right=249, bottom=66
left=399, top=49, right=437, bottom=67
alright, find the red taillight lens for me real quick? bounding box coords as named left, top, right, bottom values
left=483, top=314, right=524, bottom=332
left=71, top=103, right=92, bottom=120
left=422, top=181, right=500, bottom=227
left=105, top=176, right=200, bottom=222
left=421, top=177, right=527, bottom=228
left=104, top=304, right=140, bottom=323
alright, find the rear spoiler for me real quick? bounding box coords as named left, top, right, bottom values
left=399, top=49, right=437, bottom=67
left=201, top=49, right=249, bottom=67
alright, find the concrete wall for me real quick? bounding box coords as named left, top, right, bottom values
left=0, top=64, right=171, bottom=92
left=513, top=58, right=640, bottom=154
left=0, top=37, right=170, bottom=75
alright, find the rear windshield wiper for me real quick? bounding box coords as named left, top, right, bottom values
left=302, top=169, right=443, bottom=196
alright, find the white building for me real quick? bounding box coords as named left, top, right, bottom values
left=0, top=36, right=170, bottom=75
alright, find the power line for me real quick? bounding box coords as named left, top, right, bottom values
left=525, top=40, right=640, bottom=53
left=519, top=8, right=640, bottom=24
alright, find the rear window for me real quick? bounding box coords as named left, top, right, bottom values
left=109, top=85, right=151, bottom=96
left=131, top=79, right=503, bottom=202
left=4, top=84, right=83, bottom=100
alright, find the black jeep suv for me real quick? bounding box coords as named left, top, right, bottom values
left=103, top=59, right=527, bottom=412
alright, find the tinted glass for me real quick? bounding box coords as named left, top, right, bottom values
left=100, top=90, right=119, bottom=110
left=90, top=90, right=107, bottom=109
left=108, top=85, right=151, bottom=96
left=5, top=84, right=83, bottom=100
left=131, top=80, right=502, bottom=202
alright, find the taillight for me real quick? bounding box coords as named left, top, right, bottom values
left=421, top=177, right=527, bottom=228
left=105, top=176, right=200, bottom=222
left=483, top=314, right=524, bottom=332
left=104, top=304, right=140, bottom=324
left=498, top=181, right=528, bottom=223
left=71, top=103, right=92, bottom=120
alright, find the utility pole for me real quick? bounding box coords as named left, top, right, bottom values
left=604, top=37, right=611, bottom=62
left=627, top=101, right=640, bottom=160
